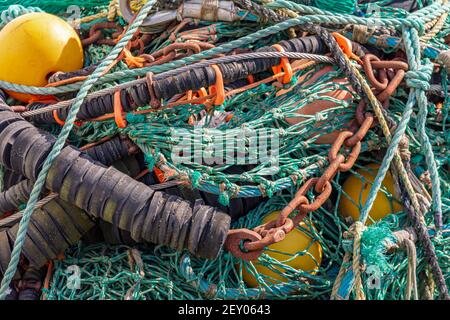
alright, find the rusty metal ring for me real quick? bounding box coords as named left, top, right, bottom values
left=247, top=219, right=294, bottom=252
left=306, top=179, right=332, bottom=210
left=291, top=178, right=332, bottom=210
left=224, top=229, right=263, bottom=261
left=370, top=60, right=409, bottom=71
left=90, top=22, right=123, bottom=37
left=329, top=130, right=361, bottom=172
left=339, top=141, right=361, bottom=172
left=329, top=131, right=354, bottom=161
left=146, top=51, right=177, bottom=67
left=81, top=29, right=102, bottom=47
left=356, top=99, right=389, bottom=127
left=376, top=69, right=406, bottom=102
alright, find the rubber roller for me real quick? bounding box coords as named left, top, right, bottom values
left=85, top=136, right=137, bottom=167
left=31, top=35, right=366, bottom=124
left=0, top=179, right=33, bottom=214
left=0, top=197, right=95, bottom=274
left=0, top=99, right=231, bottom=260
left=2, top=169, right=26, bottom=190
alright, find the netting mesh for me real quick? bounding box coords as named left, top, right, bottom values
left=45, top=168, right=425, bottom=300
left=0, top=0, right=448, bottom=300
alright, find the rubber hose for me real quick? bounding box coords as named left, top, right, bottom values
left=29, top=35, right=330, bottom=124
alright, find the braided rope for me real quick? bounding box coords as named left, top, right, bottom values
left=108, top=0, right=119, bottom=21
left=0, top=0, right=158, bottom=300
left=421, top=11, right=448, bottom=42
left=351, top=222, right=366, bottom=300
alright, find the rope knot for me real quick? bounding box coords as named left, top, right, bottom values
left=271, top=108, right=284, bottom=120
left=405, top=62, right=433, bottom=91
left=347, top=221, right=366, bottom=239
left=398, top=135, right=411, bottom=162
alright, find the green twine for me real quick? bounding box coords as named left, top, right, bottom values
left=360, top=222, right=396, bottom=274
left=311, top=0, right=356, bottom=14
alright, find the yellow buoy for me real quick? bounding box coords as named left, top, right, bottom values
left=338, top=163, right=403, bottom=225
left=242, top=211, right=323, bottom=288
left=0, top=12, right=84, bottom=102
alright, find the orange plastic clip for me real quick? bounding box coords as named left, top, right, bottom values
left=189, top=65, right=225, bottom=106
left=192, top=87, right=209, bottom=105
left=247, top=74, right=255, bottom=84
left=271, top=44, right=293, bottom=84
left=53, top=110, right=66, bottom=126
left=154, top=166, right=166, bottom=183
left=113, top=90, right=127, bottom=128
left=209, top=64, right=225, bottom=106
left=332, top=33, right=362, bottom=64
left=52, top=111, right=82, bottom=127
left=197, top=87, right=208, bottom=99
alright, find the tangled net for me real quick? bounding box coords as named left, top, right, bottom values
left=0, top=0, right=448, bottom=300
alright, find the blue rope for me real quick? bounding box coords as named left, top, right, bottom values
left=358, top=94, right=418, bottom=224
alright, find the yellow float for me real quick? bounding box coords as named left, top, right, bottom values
left=242, top=211, right=323, bottom=288
left=338, top=163, right=403, bottom=224
left=0, top=12, right=84, bottom=102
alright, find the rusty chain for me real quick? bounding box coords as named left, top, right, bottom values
left=225, top=54, right=408, bottom=261
left=356, top=53, right=409, bottom=126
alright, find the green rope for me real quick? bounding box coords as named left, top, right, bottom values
left=2, top=2, right=445, bottom=95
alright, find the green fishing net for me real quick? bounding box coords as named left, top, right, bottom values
left=0, top=0, right=448, bottom=300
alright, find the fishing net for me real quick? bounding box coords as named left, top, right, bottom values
left=0, top=0, right=448, bottom=301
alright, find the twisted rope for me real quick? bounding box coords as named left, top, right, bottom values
left=351, top=222, right=366, bottom=300
left=2, top=2, right=449, bottom=95
left=0, top=4, right=42, bottom=28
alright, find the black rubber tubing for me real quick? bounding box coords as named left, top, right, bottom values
left=0, top=97, right=231, bottom=263
left=29, top=35, right=333, bottom=124
left=0, top=136, right=136, bottom=214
